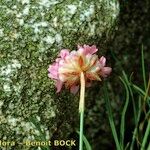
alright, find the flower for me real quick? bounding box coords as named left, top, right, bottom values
left=48, top=45, right=112, bottom=94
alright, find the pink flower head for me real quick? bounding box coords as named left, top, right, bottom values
left=48, top=45, right=112, bottom=94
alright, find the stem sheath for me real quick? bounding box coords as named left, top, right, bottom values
left=79, top=72, right=85, bottom=112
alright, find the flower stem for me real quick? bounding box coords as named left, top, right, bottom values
left=79, top=72, right=85, bottom=150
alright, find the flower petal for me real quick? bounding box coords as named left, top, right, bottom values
left=99, top=56, right=106, bottom=67
left=48, top=63, right=59, bottom=79
left=85, top=45, right=98, bottom=55
left=59, top=49, right=70, bottom=58
left=56, top=80, right=63, bottom=93
left=78, top=45, right=98, bottom=55
left=100, top=67, right=112, bottom=77
left=70, top=85, right=79, bottom=94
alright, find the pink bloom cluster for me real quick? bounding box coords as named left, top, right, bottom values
left=48, top=45, right=112, bottom=94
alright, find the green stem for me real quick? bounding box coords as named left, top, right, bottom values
left=80, top=111, right=84, bottom=150
left=79, top=72, right=85, bottom=150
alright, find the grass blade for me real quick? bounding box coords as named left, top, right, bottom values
left=132, top=84, right=150, bottom=102
left=76, top=131, right=92, bottom=150
left=147, top=142, right=150, bottom=150
left=103, top=82, right=121, bottom=150
left=144, top=75, right=150, bottom=102
left=130, top=96, right=142, bottom=150
left=141, top=45, right=147, bottom=91
left=119, top=76, right=130, bottom=149
left=123, top=71, right=137, bottom=124
left=141, top=119, right=150, bottom=150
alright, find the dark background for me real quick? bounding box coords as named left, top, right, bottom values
left=86, top=1, right=150, bottom=149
